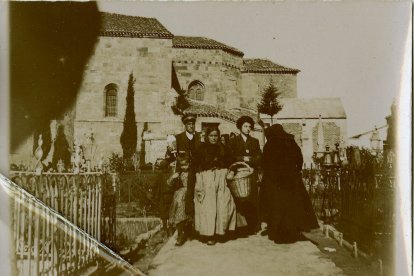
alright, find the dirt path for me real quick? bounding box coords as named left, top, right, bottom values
left=148, top=231, right=347, bottom=276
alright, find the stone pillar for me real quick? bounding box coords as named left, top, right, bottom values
left=34, top=135, right=43, bottom=175
left=301, top=120, right=314, bottom=167
left=316, top=115, right=325, bottom=158
left=43, top=120, right=57, bottom=166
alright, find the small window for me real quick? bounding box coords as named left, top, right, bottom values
left=188, top=80, right=205, bottom=101
left=104, top=84, right=118, bottom=117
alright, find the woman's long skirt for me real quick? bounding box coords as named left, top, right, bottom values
left=194, top=169, right=236, bottom=236
left=262, top=172, right=319, bottom=243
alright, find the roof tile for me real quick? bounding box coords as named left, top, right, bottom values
left=100, top=12, right=173, bottom=39
left=185, top=100, right=261, bottom=129
left=242, top=59, right=300, bottom=74
left=173, top=36, right=244, bottom=57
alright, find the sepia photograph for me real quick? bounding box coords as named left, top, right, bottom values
left=1, top=1, right=411, bottom=275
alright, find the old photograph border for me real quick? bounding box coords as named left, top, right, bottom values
left=1, top=1, right=412, bottom=275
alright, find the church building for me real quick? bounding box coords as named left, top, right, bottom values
left=10, top=12, right=347, bottom=168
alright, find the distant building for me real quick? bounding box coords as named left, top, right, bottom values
left=260, top=98, right=347, bottom=165
left=10, top=12, right=347, bottom=168
left=348, top=126, right=388, bottom=150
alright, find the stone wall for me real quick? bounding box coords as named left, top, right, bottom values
left=261, top=117, right=347, bottom=166
left=73, top=119, right=175, bottom=162
left=9, top=135, right=34, bottom=169
left=74, top=120, right=124, bottom=161
left=240, top=73, right=297, bottom=109
left=173, top=48, right=242, bottom=109
left=57, top=104, right=76, bottom=151
left=75, top=36, right=173, bottom=124
left=72, top=36, right=174, bottom=159
left=312, top=121, right=345, bottom=152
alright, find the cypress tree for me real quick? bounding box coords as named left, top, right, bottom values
left=120, top=72, right=137, bottom=162
left=386, top=102, right=396, bottom=151
left=52, top=125, right=71, bottom=169
left=257, top=81, right=283, bottom=125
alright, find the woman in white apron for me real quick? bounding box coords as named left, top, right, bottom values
left=191, top=127, right=236, bottom=245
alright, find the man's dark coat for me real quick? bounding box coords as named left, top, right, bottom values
left=166, top=131, right=202, bottom=164
left=175, top=131, right=202, bottom=161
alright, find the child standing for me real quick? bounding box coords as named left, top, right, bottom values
left=168, top=156, right=191, bottom=246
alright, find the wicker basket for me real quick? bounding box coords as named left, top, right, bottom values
left=227, top=162, right=254, bottom=198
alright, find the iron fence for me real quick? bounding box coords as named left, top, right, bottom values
left=7, top=172, right=130, bottom=275
left=117, top=170, right=165, bottom=217
left=303, top=166, right=395, bottom=257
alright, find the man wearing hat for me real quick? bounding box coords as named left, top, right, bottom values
left=166, top=113, right=202, bottom=165
left=165, top=113, right=201, bottom=240
left=229, top=115, right=262, bottom=235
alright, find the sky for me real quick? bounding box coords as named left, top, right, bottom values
left=98, top=1, right=411, bottom=136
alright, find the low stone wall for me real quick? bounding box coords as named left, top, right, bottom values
left=116, top=217, right=162, bottom=246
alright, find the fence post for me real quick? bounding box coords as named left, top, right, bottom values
left=111, top=173, right=117, bottom=249
left=353, top=242, right=358, bottom=258
left=338, top=232, right=343, bottom=247
left=378, top=259, right=383, bottom=276
left=97, top=175, right=102, bottom=242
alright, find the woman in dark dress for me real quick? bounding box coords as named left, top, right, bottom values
left=261, top=124, right=319, bottom=243
left=187, top=127, right=236, bottom=245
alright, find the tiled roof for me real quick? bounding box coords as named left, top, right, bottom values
left=242, top=59, right=300, bottom=74
left=260, top=98, right=346, bottom=119
left=184, top=100, right=261, bottom=130
left=185, top=100, right=239, bottom=122
left=100, top=12, right=173, bottom=39
left=173, top=36, right=244, bottom=57
left=230, top=107, right=259, bottom=122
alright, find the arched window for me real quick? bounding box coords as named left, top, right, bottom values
left=104, top=83, right=118, bottom=117
left=188, top=80, right=205, bottom=101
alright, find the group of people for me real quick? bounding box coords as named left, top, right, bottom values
left=160, top=113, right=319, bottom=246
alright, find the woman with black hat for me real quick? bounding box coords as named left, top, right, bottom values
left=261, top=124, right=319, bottom=243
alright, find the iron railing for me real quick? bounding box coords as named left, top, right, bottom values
left=117, top=170, right=165, bottom=217
left=303, top=166, right=394, bottom=257
left=6, top=172, right=134, bottom=275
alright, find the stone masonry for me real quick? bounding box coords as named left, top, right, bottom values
left=9, top=12, right=347, bottom=168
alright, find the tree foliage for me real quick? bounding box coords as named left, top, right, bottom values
left=120, top=72, right=137, bottom=161
left=140, top=122, right=148, bottom=168
left=108, top=152, right=125, bottom=173
left=257, top=81, right=283, bottom=124
left=171, top=89, right=190, bottom=115
left=386, top=102, right=396, bottom=151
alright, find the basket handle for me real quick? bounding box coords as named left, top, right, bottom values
left=228, top=162, right=253, bottom=172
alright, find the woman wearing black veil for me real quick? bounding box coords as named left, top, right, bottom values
left=260, top=124, right=319, bottom=243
